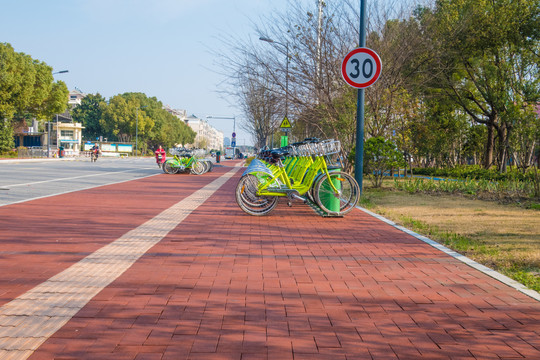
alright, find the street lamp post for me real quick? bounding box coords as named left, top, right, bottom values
left=48, top=70, right=69, bottom=157
left=206, top=115, right=236, bottom=154
left=259, top=36, right=289, bottom=148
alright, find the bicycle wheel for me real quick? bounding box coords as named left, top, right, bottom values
left=163, top=161, right=179, bottom=174
left=235, top=174, right=278, bottom=216
left=190, top=160, right=206, bottom=175
left=313, top=171, right=359, bottom=215
left=201, top=160, right=210, bottom=174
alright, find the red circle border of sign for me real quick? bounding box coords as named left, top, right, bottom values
left=341, top=47, right=382, bottom=88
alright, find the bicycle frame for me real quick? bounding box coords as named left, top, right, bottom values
left=237, top=139, right=359, bottom=216
left=167, top=154, right=195, bottom=170
left=253, top=155, right=339, bottom=198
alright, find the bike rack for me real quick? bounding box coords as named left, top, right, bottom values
left=305, top=198, right=344, bottom=218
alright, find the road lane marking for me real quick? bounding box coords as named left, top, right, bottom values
left=0, top=167, right=240, bottom=359
left=0, top=172, right=159, bottom=208
left=4, top=168, right=155, bottom=188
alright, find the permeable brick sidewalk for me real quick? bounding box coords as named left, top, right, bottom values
left=1, top=164, right=538, bottom=359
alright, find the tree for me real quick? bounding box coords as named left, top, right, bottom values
left=0, top=42, right=68, bottom=152
left=96, top=92, right=195, bottom=152
left=414, top=0, right=540, bottom=171
left=0, top=43, right=35, bottom=120
left=238, top=67, right=281, bottom=150
left=72, top=93, right=107, bottom=141
left=363, top=136, right=406, bottom=187
left=220, top=0, right=427, bottom=171
left=100, top=93, right=154, bottom=146
left=145, top=101, right=196, bottom=149
left=0, top=120, right=14, bottom=152
left=510, top=106, right=540, bottom=169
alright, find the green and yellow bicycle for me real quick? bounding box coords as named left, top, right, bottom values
left=235, top=139, right=359, bottom=216
left=163, top=149, right=208, bottom=175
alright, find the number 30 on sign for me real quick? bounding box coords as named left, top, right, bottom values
left=341, top=47, right=382, bottom=89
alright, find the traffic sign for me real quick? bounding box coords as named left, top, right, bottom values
left=280, top=117, right=291, bottom=128
left=232, top=132, right=236, bottom=138
left=231, top=139, right=236, bottom=147
left=341, top=47, right=381, bottom=88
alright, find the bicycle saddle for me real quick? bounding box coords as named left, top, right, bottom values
left=271, top=148, right=289, bottom=159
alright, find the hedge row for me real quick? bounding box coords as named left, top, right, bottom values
left=412, top=165, right=539, bottom=182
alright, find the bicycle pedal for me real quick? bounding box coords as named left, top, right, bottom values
left=287, top=201, right=293, bottom=207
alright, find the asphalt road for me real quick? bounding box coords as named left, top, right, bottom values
left=0, top=157, right=161, bottom=207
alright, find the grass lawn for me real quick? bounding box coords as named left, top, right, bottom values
left=360, top=181, right=540, bottom=293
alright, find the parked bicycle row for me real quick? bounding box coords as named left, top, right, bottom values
left=161, top=148, right=214, bottom=175
left=235, top=138, right=360, bottom=216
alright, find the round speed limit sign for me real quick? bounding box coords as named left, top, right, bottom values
left=341, top=47, right=382, bottom=88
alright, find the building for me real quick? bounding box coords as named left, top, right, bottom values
left=183, top=114, right=224, bottom=151
left=68, top=88, right=85, bottom=107
left=13, top=90, right=85, bottom=156
left=163, top=105, right=187, bottom=120
left=49, top=111, right=84, bottom=156
left=46, top=89, right=86, bottom=156
left=13, top=119, right=44, bottom=149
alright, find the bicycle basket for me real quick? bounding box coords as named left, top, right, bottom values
left=320, top=140, right=340, bottom=155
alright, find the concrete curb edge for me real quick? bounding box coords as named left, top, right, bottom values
left=357, top=206, right=540, bottom=302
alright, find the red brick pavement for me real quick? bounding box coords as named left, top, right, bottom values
left=1, top=164, right=539, bottom=359
left=0, top=170, right=219, bottom=308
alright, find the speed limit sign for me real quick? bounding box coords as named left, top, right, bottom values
left=341, top=47, right=381, bottom=88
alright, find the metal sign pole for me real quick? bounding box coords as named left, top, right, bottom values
left=355, top=0, right=367, bottom=194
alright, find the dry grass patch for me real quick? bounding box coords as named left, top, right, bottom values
left=362, top=186, right=540, bottom=292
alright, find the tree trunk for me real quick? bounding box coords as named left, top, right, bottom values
left=498, top=123, right=511, bottom=173
left=484, top=123, right=495, bottom=169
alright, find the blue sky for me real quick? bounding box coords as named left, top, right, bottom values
left=1, top=0, right=311, bottom=145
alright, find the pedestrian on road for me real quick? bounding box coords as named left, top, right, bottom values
left=155, top=145, right=166, bottom=168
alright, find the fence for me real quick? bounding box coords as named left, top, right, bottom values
left=17, top=147, right=48, bottom=158
left=17, top=147, right=83, bottom=158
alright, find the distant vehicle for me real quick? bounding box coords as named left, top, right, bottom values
left=224, top=147, right=235, bottom=159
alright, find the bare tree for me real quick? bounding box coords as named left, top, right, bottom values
left=237, top=67, right=281, bottom=150
left=218, top=0, right=427, bottom=166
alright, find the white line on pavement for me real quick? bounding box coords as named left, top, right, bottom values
left=0, top=171, right=159, bottom=208
left=4, top=168, right=155, bottom=188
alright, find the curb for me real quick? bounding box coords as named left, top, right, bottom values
left=357, top=206, right=540, bottom=302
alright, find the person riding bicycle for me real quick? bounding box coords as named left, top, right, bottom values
left=91, top=144, right=100, bottom=159
left=155, top=145, right=166, bottom=167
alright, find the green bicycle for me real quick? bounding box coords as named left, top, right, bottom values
left=236, top=140, right=360, bottom=216
left=163, top=149, right=207, bottom=175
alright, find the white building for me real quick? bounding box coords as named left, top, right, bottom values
left=163, top=107, right=225, bottom=151
left=163, top=105, right=187, bottom=120
left=68, top=88, right=85, bottom=107
left=50, top=112, right=84, bottom=156
left=183, top=114, right=224, bottom=151
left=44, top=90, right=86, bottom=156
